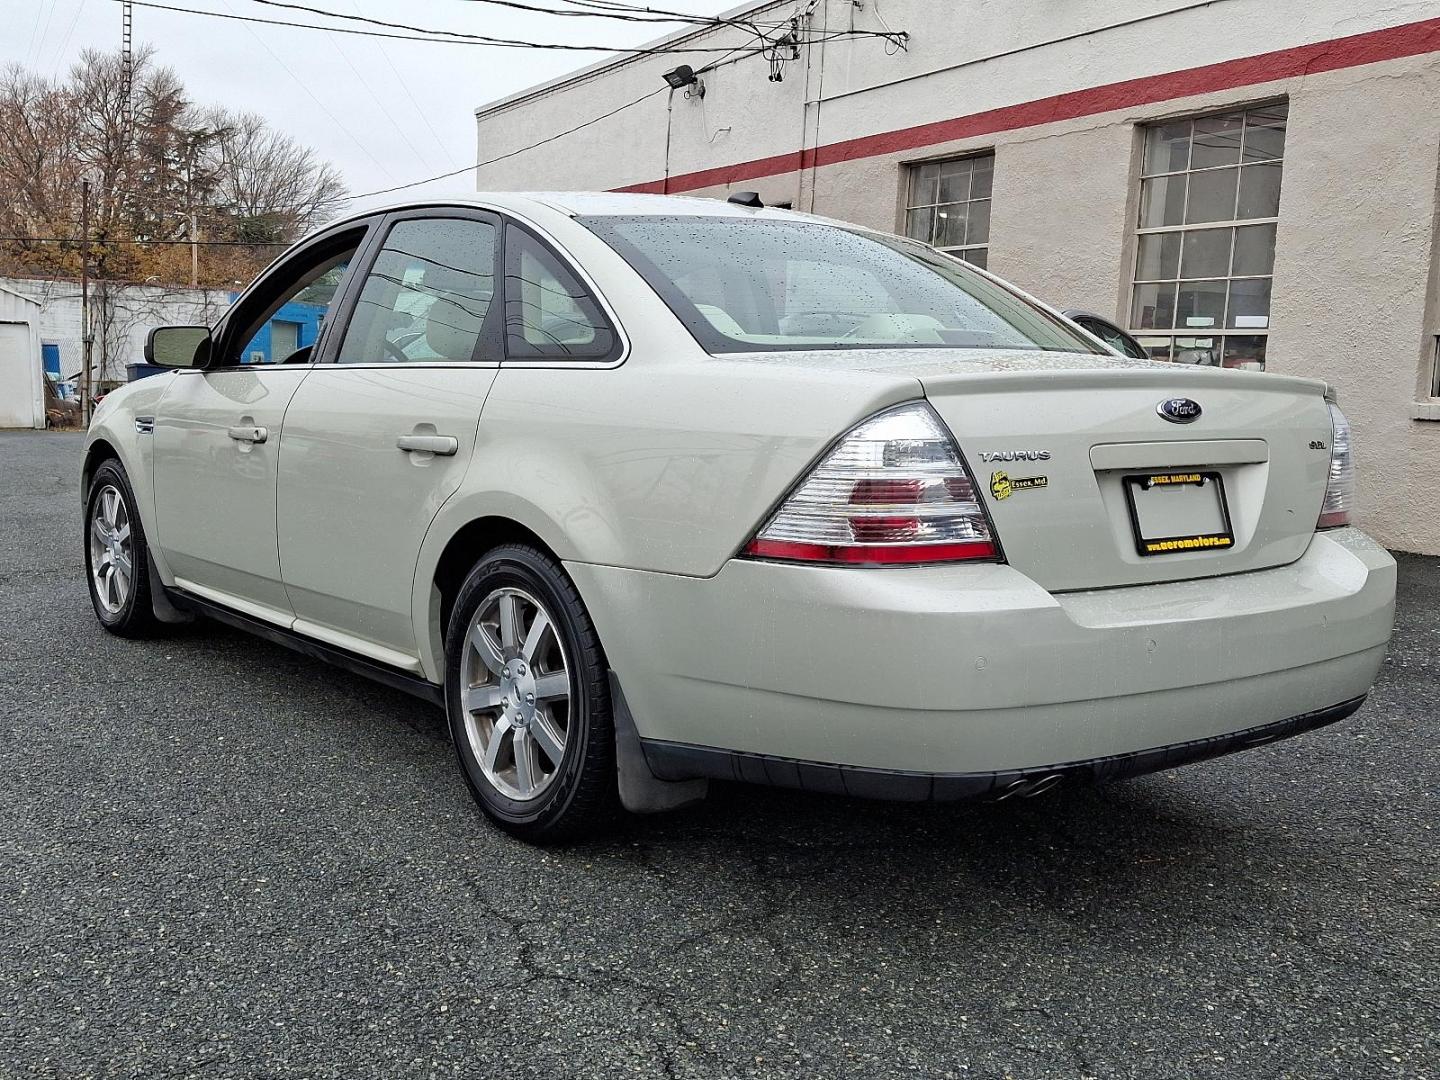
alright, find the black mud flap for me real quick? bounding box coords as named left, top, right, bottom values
left=609, top=672, right=708, bottom=814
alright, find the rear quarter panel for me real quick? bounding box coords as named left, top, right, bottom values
left=411, top=357, right=920, bottom=680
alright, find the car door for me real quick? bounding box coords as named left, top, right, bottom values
left=151, top=223, right=372, bottom=624
left=274, top=210, right=505, bottom=669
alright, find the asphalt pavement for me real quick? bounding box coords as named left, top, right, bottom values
left=0, top=429, right=1435, bottom=1079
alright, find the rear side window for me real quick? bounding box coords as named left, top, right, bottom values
left=504, top=226, right=618, bottom=361
left=580, top=215, right=1102, bottom=355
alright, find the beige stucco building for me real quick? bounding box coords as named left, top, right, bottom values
left=475, top=0, right=1440, bottom=554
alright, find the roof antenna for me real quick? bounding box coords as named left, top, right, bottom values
left=727, top=191, right=764, bottom=208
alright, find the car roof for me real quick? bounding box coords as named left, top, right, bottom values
left=330, top=191, right=841, bottom=230
left=240, top=190, right=911, bottom=309
left=524, top=191, right=824, bottom=219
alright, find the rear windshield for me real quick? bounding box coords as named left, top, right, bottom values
left=578, top=215, right=1102, bottom=355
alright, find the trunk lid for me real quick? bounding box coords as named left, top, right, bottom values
left=737, top=348, right=1335, bottom=591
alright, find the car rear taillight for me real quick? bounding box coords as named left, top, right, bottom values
left=1317, top=402, right=1354, bottom=529
left=742, top=402, right=999, bottom=565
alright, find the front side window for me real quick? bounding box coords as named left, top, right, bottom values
left=229, top=238, right=360, bottom=366
left=904, top=153, right=993, bottom=269
left=580, top=215, right=1101, bottom=355
left=337, top=217, right=498, bottom=364
left=1130, top=103, right=1287, bottom=370
left=503, top=226, right=617, bottom=361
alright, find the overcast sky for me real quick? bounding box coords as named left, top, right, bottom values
left=6, top=0, right=733, bottom=209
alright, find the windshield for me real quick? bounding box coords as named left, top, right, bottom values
left=579, top=215, right=1102, bottom=355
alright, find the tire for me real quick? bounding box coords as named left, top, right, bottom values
left=84, top=459, right=162, bottom=638
left=444, top=544, right=619, bottom=842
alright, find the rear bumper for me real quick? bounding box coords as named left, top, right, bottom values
left=639, top=696, right=1367, bottom=802
left=567, top=528, right=1395, bottom=782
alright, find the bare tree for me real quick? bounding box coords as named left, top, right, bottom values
left=0, top=48, right=347, bottom=285
left=204, top=108, right=347, bottom=244
left=0, top=65, right=81, bottom=273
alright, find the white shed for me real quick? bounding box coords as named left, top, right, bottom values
left=0, top=284, right=45, bottom=429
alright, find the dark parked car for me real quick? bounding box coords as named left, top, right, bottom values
left=1063, top=309, right=1150, bottom=360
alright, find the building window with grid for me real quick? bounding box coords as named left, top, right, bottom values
left=905, top=154, right=992, bottom=269
left=1130, top=103, right=1286, bottom=369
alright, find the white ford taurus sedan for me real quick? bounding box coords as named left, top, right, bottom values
left=82, top=192, right=1396, bottom=840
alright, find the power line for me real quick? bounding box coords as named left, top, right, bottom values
left=553, top=0, right=807, bottom=37
left=216, top=0, right=398, bottom=183
left=108, top=0, right=471, bottom=48
left=29, top=0, right=63, bottom=65
left=341, top=35, right=767, bottom=201
left=323, top=26, right=437, bottom=172
left=447, top=0, right=789, bottom=29
left=298, top=0, right=901, bottom=50
left=342, top=83, right=670, bottom=200
left=106, top=0, right=903, bottom=53
left=50, top=0, right=90, bottom=77
left=0, top=236, right=288, bottom=245
left=253, top=0, right=705, bottom=51
left=24, top=2, right=48, bottom=63
left=556, top=0, right=765, bottom=19
left=354, top=0, right=460, bottom=170
left=70, top=0, right=904, bottom=203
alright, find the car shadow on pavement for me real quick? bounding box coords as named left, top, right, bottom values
left=604, top=778, right=1312, bottom=969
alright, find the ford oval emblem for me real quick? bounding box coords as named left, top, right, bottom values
left=1157, top=397, right=1202, bottom=424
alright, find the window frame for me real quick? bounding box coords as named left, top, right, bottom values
left=1127, top=100, right=1288, bottom=369
left=321, top=206, right=506, bottom=368
left=208, top=219, right=377, bottom=370
left=307, top=203, right=628, bottom=371
left=903, top=151, right=994, bottom=269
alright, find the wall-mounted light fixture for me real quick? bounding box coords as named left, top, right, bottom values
left=662, top=64, right=697, bottom=89
left=662, top=64, right=705, bottom=98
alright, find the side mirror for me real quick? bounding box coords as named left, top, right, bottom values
left=145, top=325, right=211, bottom=369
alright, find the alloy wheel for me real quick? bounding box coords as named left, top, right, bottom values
left=89, top=484, right=134, bottom=615
left=461, top=586, right=572, bottom=801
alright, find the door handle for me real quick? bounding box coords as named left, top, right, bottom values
left=228, top=425, right=268, bottom=444
left=397, top=434, right=459, bottom=456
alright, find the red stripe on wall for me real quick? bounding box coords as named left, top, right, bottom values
left=617, top=16, right=1440, bottom=195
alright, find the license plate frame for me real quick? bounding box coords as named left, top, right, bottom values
left=1122, top=470, right=1235, bottom=557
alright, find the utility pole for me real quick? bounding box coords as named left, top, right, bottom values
left=121, top=2, right=134, bottom=133
left=184, top=152, right=200, bottom=287
left=80, top=177, right=92, bottom=426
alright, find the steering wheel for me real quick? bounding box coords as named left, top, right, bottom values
left=383, top=337, right=409, bottom=363
left=840, top=314, right=940, bottom=344
left=839, top=319, right=885, bottom=342
left=838, top=313, right=898, bottom=341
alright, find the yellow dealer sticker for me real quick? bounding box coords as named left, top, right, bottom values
left=990, top=470, right=1048, bottom=501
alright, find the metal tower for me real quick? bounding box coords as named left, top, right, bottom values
left=121, top=1, right=133, bottom=135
